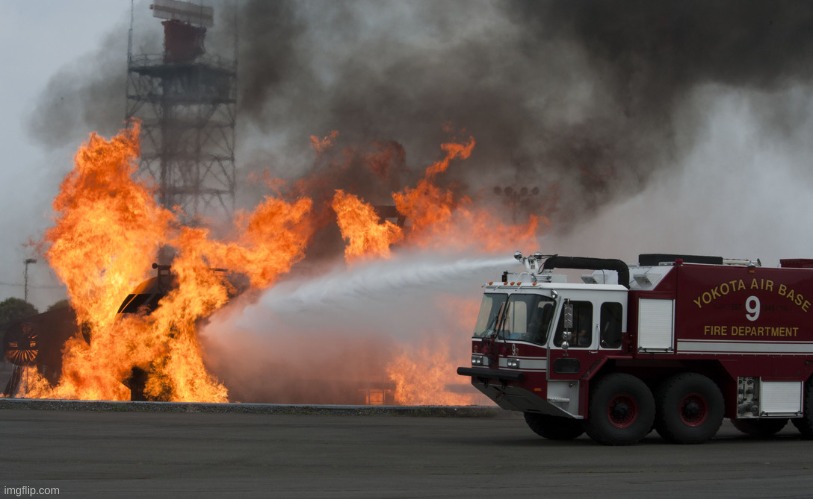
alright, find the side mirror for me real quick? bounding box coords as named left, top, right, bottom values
left=561, top=300, right=573, bottom=352
left=563, top=300, right=573, bottom=330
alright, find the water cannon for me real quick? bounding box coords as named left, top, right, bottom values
left=513, top=251, right=552, bottom=274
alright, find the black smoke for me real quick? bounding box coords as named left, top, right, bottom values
left=222, top=0, right=813, bottom=227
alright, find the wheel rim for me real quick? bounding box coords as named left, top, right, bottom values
left=679, top=392, right=708, bottom=426
left=607, top=394, right=638, bottom=428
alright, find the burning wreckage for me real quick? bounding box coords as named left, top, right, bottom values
left=2, top=123, right=539, bottom=405
left=4, top=263, right=244, bottom=400
left=114, top=263, right=248, bottom=400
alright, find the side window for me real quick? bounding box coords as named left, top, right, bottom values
left=600, top=302, right=623, bottom=349
left=553, top=301, right=593, bottom=348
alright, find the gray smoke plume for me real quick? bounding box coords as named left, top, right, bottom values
left=26, top=0, right=813, bottom=237
left=219, top=0, right=813, bottom=228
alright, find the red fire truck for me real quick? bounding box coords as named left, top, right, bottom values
left=457, top=253, right=813, bottom=445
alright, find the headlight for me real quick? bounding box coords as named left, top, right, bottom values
left=471, top=354, right=484, bottom=366
left=507, top=358, right=520, bottom=369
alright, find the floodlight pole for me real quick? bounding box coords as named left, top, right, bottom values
left=23, top=258, right=37, bottom=303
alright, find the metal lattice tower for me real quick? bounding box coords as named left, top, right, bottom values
left=126, top=0, right=236, bottom=222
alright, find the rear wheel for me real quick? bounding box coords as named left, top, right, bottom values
left=655, top=373, right=723, bottom=444
left=791, top=379, right=813, bottom=438
left=524, top=413, right=584, bottom=440
left=732, top=418, right=788, bottom=437
left=584, top=373, right=655, bottom=446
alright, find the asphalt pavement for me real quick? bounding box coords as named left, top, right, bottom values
left=1, top=403, right=812, bottom=498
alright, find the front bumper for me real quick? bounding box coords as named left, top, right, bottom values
left=456, top=366, right=523, bottom=382
left=457, top=366, right=577, bottom=417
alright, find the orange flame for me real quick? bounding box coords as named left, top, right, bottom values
left=392, top=137, right=474, bottom=240
left=207, top=196, right=314, bottom=288
left=45, top=123, right=171, bottom=329
left=387, top=298, right=486, bottom=406
left=391, top=135, right=539, bottom=251
left=22, top=124, right=314, bottom=402
left=332, top=189, right=403, bottom=262
left=20, top=122, right=542, bottom=406
left=310, top=130, right=339, bottom=154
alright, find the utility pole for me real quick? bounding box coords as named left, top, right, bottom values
left=23, top=258, right=37, bottom=303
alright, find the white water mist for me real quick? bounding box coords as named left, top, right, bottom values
left=200, top=250, right=515, bottom=403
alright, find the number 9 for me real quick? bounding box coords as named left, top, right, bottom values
left=745, top=296, right=760, bottom=322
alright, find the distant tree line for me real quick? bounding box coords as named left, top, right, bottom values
left=0, top=298, right=69, bottom=359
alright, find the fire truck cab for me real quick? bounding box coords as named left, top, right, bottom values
left=458, top=253, right=813, bottom=445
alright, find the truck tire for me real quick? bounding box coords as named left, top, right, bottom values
left=791, top=379, right=813, bottom=438
left=732, top=418, right=788, bottom=437
left=584, top=373, right=655, bottom=446
left=523, top=413, right=584, bottom=440
left=654, top=373, right=723, bottom=444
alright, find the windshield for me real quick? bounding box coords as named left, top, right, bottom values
left=473, top=293, right=555, bottom=344
left=473, top=293, right=507, bottom=338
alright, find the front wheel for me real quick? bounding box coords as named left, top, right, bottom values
left=655, top=373, right=724, bottom=444
left=584, top=373, right=655, bottom=446
left=524, top=413, right=584, bottom=440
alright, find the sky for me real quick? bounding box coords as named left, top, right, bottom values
left=4, top=0, right=813, bottom=314
left=0, top=1, right=132, bottom=310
